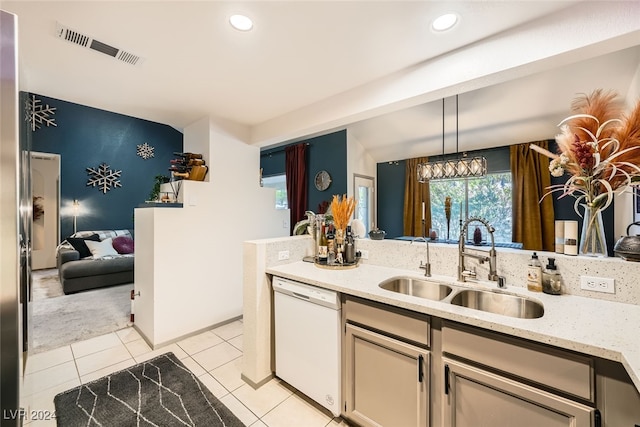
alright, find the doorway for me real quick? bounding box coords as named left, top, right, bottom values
left=31, top=152, right=60, bottom=270
left=353, top=174, right=375, bottom=234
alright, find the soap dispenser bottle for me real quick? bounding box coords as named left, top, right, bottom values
left=527, top=252, right=542, bottom=292
left=542, top=258, right=562, bottom=295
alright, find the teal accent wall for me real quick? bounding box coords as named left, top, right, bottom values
left=260, top=130, right=348, bottom=223
left=377, top=161, right=405, bottom=238
left=23, top=92, right=183, bottom=240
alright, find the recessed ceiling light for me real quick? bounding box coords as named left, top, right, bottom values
left=432, top=13, right=458, bottom=32
left=230, top=14, right=253, bottom=31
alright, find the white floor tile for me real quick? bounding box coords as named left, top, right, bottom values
left=22, top=417, right=58, bottom=427
left=180, top=356, right=207, bottom=377
left=212, top=320, right=244, bottom=340
left=228, top=335, right=243, bottom=351
left=74, top=343, right=132, bottom=376
left=80, top=358, right=139, bottom=384
left=115, top=327, right=142, bottom=343
left=71, top=332, right=121, bottom=358
left=210, top=356, right=245, bottom=392
left=124, top=338, right=153, bottom=357
left=327, top=417, right=353, bottom=426
left=191, top=342, right=242, bottom=371
left=133, top=343, right=189, bottom=363
left=177, top=331, right=224, bottom=355
left=21, top=361, right=79, bottom=398
left=261, top=393, right=332, bottom=427
left=232, top=378, right=294, bottom=418
left=198, top=372, right=229, bottom=399
left=219, top=393, right=259, bottom=426
left=21, top=378, right=79, bottom=417
left=25, top=346, right=73, bottom=375
left=250, top=421, right=268, bottom=427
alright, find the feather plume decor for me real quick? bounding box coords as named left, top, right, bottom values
left=530, top=89, right=640, bottom=255
left=530, top=89, right=640, bottom=213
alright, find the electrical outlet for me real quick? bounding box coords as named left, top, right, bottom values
left=278, top=250, right=290, bottom=261
left=360, top=249, right=369, bottom=260
left=580, top=275, right=615, bottom=294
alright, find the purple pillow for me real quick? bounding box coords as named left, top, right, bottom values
left=112, top=235, right=134, bottom=254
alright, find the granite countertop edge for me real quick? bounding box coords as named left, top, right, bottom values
left=266, top=261, right=640, bottom=393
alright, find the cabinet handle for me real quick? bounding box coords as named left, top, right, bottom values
left=593, top=409, right=601, bottom=427
left=418, top=355, right=424, bottom=383
left=444, top=364, right=450, bottom=395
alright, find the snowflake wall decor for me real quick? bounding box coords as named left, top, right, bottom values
left=86, top=163, right=122, bottom=194
left=26, top=94, right=57, bottom=131
left=136, top=142, right=155, bottom=160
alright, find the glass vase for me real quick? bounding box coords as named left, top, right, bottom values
left=579, top=204, right=608, bottom=257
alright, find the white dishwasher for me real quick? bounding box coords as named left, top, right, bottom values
left=273, top=276, right=341, bottom=416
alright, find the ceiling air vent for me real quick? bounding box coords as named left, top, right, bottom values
left=56, top=22, right=144, bottom=66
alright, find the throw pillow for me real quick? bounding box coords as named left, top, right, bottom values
left=67, top=234, right=101, bottom=259
left=112, top=235, right=134, bottom=254
left=85, top=238, right=119, bottom=259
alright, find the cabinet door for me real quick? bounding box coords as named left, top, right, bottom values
left=344, top=323, right=429, bottom=427
left=442, top=358, right=595, bottom=427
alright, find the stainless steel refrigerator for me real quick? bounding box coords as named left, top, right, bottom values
left=1, top=9, right=25, bottom=426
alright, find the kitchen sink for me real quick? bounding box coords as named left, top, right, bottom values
left=450, top=289, right=544, bottom=319
left=379, top=276, right=453, bottom=301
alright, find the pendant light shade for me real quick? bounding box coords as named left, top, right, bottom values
left=417, top=95, right=487, bottom=182
left=417, top=156, right=487, bottom=181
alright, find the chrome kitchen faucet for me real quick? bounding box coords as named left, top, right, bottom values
left=458, top=217, right=504, bottom=287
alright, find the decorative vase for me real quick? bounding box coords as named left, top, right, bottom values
left=579, top=204, right=608, bottom=257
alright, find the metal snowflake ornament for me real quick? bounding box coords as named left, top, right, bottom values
left=26, top=94, right=57, bottom=131
left=86, top=163, right=122, bottom=194
left=136, top=142, right=155, bottom=160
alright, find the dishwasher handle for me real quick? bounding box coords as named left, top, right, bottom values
left=292, top=292, right=311, bottom=300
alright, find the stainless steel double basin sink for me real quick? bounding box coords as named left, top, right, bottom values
left=378, top=276, right=544, bottom=319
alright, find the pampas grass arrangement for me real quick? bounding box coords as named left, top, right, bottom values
left=531, top=89, right=640, bottom=213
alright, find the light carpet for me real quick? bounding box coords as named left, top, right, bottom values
left=31, top=268, right=133, bottom=353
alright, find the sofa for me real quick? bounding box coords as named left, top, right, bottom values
left=56, top=230, right=134, bottom=294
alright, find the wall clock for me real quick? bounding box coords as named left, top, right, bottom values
left=314, top=170, right=332, bottom=191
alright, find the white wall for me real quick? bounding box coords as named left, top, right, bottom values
left=614, top=61, right=640, bottom=239
left=346, top=129, right=376, bottom=199
left=135, top=116, right=290, bottom=346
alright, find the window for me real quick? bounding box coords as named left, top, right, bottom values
left=429, top=172, right=512, bottom=243
left=262, top=174, right=288, bottom=209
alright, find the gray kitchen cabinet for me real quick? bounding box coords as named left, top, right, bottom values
left=596, top=358, right=640, bottom=426
left=442, top=357, right=595, bottom=427
left=343, top=296, right=430, bottom=427
left=441, top=321, right=597, bottom=427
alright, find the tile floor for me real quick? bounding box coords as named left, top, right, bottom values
left=21, top=319, right=350, bottom=426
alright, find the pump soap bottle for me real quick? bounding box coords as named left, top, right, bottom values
left=527, top=252, right=542, bottom=292
left=542, top=258, right=562, bottom=295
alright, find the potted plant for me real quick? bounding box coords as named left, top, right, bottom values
left=148, top=175, right=170, bottom=202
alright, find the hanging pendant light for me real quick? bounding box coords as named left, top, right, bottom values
left=417, top=95, right=487, bottom=182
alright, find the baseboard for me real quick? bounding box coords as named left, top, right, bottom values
left=241, top=372, right=274, bottom=390
left=135, top=315, right=243, bottom=350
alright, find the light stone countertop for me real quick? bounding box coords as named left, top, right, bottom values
left=266, top=260, right=640, bottom=393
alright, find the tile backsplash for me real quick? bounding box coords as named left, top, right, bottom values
left=257, top=235, right=640, bottom=305
left=354, top=238, right=640, bottom=305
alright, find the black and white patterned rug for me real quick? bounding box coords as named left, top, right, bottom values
left=54, top=353, right=245, bottom=427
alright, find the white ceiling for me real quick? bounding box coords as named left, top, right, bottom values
left=3, top=1, right=640, bottom=162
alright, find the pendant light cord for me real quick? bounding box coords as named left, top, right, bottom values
left=456, top=94, right=459, bottom=157
left=442, top=98, right=445, bottom=160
